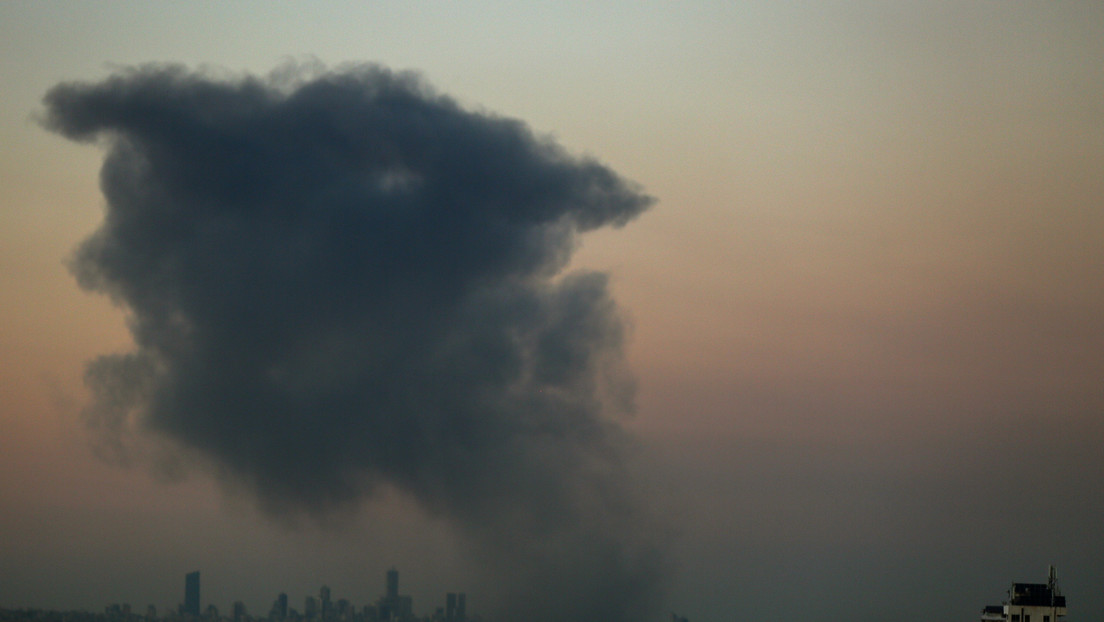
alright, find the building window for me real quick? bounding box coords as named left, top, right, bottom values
left=1025, top=616, right=1030, bottom=622
left=1044, top=616, right=1050, bottom=622
left=1011, top=616, right=1020, bottom=622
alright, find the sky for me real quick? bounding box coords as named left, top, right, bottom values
left=1, top=2, right=1103, bottom=621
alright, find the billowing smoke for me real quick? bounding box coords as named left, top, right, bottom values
left=43, top=64, right=666, bottom=621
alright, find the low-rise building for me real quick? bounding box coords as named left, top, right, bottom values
left=980, top=567, right=1066, bottom=622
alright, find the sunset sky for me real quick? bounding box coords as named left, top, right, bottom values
left=2, top=3, right=1103, bottom=622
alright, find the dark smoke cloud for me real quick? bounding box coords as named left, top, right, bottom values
left=43, top=63, right=666, bottom=621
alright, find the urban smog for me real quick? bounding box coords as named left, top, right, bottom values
left=2, top=4, right=1103, bottom=622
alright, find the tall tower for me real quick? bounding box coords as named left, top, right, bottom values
left=185, top=572, right=201, bottom=617
left=456, top=593, right=466, bottom=622
left=386, top=568, right=399, bottom=602
left=277, top=593, right=288, bottom=620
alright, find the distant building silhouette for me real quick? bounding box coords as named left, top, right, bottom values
left=386, top=569, right=399, bottom=602
left=277, top=593, right=289, bottom=620
left=444, top=593, right=467, bottom=622
left=184, top=572, right=201, bottom=617
left=2, top=567, right=484, bottom=622
left=379, top=569, right=400, bottom=621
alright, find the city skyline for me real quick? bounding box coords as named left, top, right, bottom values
left=5, top=567, right=475, bottom=622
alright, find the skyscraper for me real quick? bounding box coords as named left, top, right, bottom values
left=386, top=569, right=398, bottom=602
left=273, top=593, right=288, bottom=620
left=380, top=568, right=401, bottom=622
left=305, top=596, right=319, bottom=620
left=184, top=572, right=200, bottom=617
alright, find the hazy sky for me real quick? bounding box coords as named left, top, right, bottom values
left=2, top=3, right=1103, bottom=621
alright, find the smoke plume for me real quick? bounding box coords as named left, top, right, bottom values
left=43, top=63, right=666, bottom=622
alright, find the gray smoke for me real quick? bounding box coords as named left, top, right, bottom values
left=43, top=63, right=667, bottom=622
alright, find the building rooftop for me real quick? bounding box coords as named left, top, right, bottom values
left=1010, top=582, right=1065, bottom=608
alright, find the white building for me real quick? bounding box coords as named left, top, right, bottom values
left=980, top=567, right=1066, bottom=622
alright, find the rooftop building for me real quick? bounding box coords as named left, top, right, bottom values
left=980, top=567, right=1066, bottom=622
